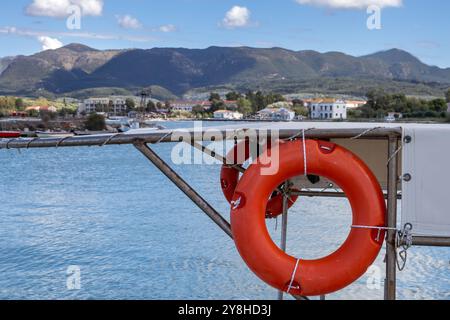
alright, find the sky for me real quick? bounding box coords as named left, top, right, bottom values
left=0, top=0, right=449, bottom=68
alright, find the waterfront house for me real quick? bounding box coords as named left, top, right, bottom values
left=257, top=107, right=295, bottom=121
left=213, top=110, right=243, bottom=120
left=309, top=99, right=348, bottom=120
left=78, top=97, right=132, bottom=116
left=25, top=106, right=57, bottom=113
left=171, top=100, right=212, bottom=112
left=345, top=100, right=367, bottom=109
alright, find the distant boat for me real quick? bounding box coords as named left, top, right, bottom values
left=124, top=127, right=162, bottom=135
left=105, top=117, right=131, bottom=126
left=36, top=131, right=74, bottom=139
left=144, top=119, right=166, bottom=124
left=0, top=131, right=21, bottom=138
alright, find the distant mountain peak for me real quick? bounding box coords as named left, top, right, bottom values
left=381, top=48, right=409, bottom=53
left=61, top=43, right=97, bottom=52
left=363, top=48, right=421, bottom=64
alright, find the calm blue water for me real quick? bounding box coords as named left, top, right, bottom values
left=0, top=121, right=449, bottom=300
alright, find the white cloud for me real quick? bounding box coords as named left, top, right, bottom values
left=295, top=0, right=402, bottom=9
left=158, top=24, right=177, bottom=33
left=116, top=15, right=142, bottom=29
left=38, top=36, right=63, bottom=51
left=222, top=6, right=251, bottom=28
left=25, top=0, right=103, bottom=18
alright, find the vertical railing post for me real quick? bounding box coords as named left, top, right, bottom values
left=385, top=135, right=399, bottom=300
left=277, top=183, right=290, bottom=300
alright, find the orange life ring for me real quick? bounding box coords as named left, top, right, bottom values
left=220, top=140, right=299, bottom=218
left=230, top=139, right=386, bottom=296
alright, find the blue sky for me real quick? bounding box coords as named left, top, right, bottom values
left=0, top=0, right=449, bottom=68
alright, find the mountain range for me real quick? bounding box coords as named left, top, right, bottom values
left=0, top=43, right=449, bottom=98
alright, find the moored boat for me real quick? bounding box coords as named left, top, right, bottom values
left=36, top=131, right=74, bottom=139
left=123, top=127, right=162, bottom=135
left=0, top=131, right=21, bottom=138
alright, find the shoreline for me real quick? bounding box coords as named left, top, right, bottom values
left=1, top=116, right=448, bottom=134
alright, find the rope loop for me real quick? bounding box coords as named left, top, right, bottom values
left=55, top=136, right=73, bottom=148
left=396, top=223, right=413, bottom=271
left=287, top=259, right=301, bottom=293
left=279, top=185, right=296, bottom=205
left=350, top=127, right=382, bottom=140
left=302, top=130, right=307, bottom=177
left=352, top=223, right=414, bottom=272
left=231, top=197, right=242, bottom=210
left=152, top=131, right=172, bottom=145
left=281, top=128, right=313, bottom=177
left=101, top=133, right=122, bottom=147
left=26, top=137, right=39, bottom=149
left=351, top=225, right=397, bottom=242
left=386, top=141, right=404, bottom=165
left=5, top=138, right=17, bottom=150
left=285, top=127, right=315, bottom=142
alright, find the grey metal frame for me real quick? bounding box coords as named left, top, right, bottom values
left=0, top=127, right=402, bottom=149
left=385, top=135, right=399, bottom=300
left=2, top=127, right=450, bottom=300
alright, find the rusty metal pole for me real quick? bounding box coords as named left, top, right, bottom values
left=190, top=141, right=246, bottom=173
left=290, top=190, right=400, bottom=200
left=277, top=183, right=290, bottom=300
left=134, top=142, right=233, bottom=239
left=0, top=128, right=404, bottom=150
left=408, top=237, right=450, bottom=247
left=385, top=135, right=399, bottom=300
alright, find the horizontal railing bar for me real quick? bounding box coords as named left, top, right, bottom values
left=0, top=127, right=402, bottom=150
left=290, top=190, right=402, bottom=200
left=409, top=236, right=450, bottom=247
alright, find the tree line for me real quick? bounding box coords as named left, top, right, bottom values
left=0, top=96, right=24, bottom=117
left=0, top=96, right=77, bottom=118
left=353, top=89, right=450, bottom=119
left=189, top=91, right=290, bottom=117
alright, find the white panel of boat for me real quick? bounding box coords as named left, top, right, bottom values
left=402, top=126, right=450, bottom=237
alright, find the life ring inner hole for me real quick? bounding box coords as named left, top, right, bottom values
left=264, top=178, right=353, bottom=260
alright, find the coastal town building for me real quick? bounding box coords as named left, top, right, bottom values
left=170, top=100, right=237, bottom=112
left=223, top=100, right=238, bottom=110
left=25, top=106, right=57, bottom=113
left=309, top=99, right=349, bottom=120
left=213, top=110, right=243, bottom=120
left=78, top=97, right=132, bottom=116
left=345, top=100, right=367, bottom=109
left=171, top=100, right=212, bottom=112
left=257, top=107, right=296, bottom=121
